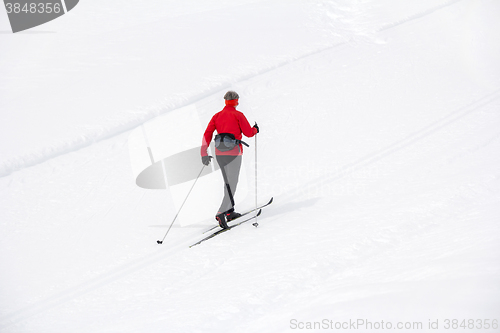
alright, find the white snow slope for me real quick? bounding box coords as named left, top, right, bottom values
left=1, top=0, right=500, bottom=332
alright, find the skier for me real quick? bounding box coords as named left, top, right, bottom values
left=201, top=91, right=259, bottom=229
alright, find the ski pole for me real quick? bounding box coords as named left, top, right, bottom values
left=253, top=130, right=259, bottom=227
left=157, top=164, right=206, bottom=244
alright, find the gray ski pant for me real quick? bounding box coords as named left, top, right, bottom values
left=216, top=155, right=242, bottom=214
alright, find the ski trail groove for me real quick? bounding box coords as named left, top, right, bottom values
left=0, top=233, right=201, bottom=331
left=278, top=88, right=500, bottom=205
left=378, top=0, right=463, bottom=32
left=0, top=0, right=464, bottom=178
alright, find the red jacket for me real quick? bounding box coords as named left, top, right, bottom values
left=201, top=106, right=257, bottom=156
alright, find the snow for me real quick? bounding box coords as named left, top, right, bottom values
left=1, top=0, right=500, bottom=332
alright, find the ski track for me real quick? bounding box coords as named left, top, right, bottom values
left=378, top=0, right=463, bottom=32
left=0, top=0, right=462, bottom=178
left=276, top=88, right=500, bottom=205
left=0, top=234, right=196, bottom=330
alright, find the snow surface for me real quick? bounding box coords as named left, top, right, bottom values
left=1, top=0, right=500, bottom=332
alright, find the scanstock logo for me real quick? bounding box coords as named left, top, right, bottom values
left=3, top=0, right=79, bottom=33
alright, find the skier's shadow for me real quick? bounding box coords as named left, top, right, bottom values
left=261, top=197, right=321, bottom=219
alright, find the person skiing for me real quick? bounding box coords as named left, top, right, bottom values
left=201, top=91, right=259, bottom=229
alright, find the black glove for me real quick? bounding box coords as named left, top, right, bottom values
left=253, top=122, right=259, bottom=133
left=202, top=155, right=213, bottom=166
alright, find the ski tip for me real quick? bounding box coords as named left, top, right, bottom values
left=269, top=197, right=274, bottom=204
left=256, top=209, right=262, bottom=216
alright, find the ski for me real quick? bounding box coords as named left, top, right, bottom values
left=190, top=210, right=262, bottom=248
left=202, top=197, right=273, bottom=234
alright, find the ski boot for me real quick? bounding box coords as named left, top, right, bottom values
left=216, top=212, right=228, bottom=229
left=225, top=208, right=241, bottom=222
